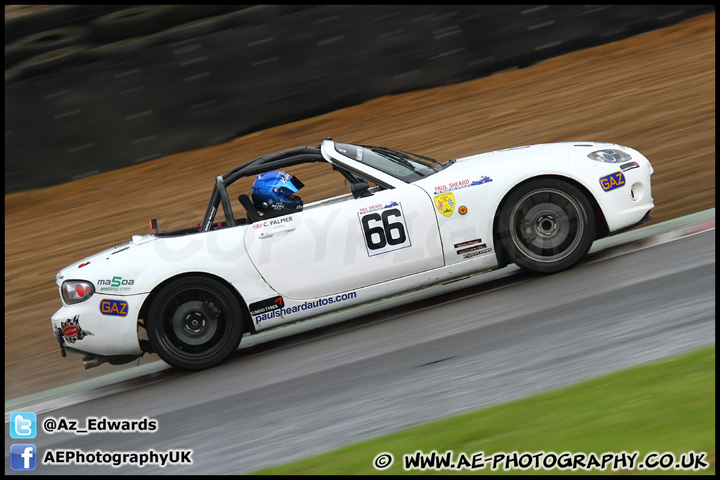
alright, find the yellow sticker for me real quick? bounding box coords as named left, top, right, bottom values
left=435, top=192, right=455, bottom=217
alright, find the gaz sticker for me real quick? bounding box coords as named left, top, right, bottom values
left=100, top=299, right=129, bottom=317
left=599, top=171, right=626, bottom=191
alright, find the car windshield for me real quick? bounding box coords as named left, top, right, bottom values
left=334, top=142, right=450, bottom=182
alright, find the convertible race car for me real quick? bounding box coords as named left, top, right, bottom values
left=52, top=138, right=653, bottom=370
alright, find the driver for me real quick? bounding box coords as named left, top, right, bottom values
left=251, top=170, right=305, bottom=216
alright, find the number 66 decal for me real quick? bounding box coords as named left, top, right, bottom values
left=359, top=204, right=412, bottom=256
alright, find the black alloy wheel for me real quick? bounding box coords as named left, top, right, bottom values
left=147, top=276, right=243, bottom=370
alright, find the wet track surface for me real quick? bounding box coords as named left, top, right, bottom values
left=4, top=224, right=715, bottom=475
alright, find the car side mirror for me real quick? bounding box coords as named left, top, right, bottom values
left=351, top=181, right=373, bottom=199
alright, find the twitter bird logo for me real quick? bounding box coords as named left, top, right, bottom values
left=10, top=412, right=37, bottom=439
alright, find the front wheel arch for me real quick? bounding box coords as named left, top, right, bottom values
left=492, top=175, right=607, bottom=271
left=138, top=272, right=255, bottom=349
left=143, top=274, right=251, bottom=370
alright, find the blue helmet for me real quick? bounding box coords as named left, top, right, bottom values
left=251, top=171, right=305, bottom=215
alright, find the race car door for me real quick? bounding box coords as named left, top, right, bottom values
left=243, top=185, right=443, bottom=299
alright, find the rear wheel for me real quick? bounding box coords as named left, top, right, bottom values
left=147, top=276, right=243, bottom=370
left=497, top=179, right=595, bottom=274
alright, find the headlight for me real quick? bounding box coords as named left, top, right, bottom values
left=61, top=280, right=95, bottom=304
left=587, top=149, right=632, bottom=163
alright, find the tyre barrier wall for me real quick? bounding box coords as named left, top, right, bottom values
left=5, top=4, right=715, bottom=193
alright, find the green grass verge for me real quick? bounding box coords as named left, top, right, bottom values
left=253, top=346, right=715, bottom=475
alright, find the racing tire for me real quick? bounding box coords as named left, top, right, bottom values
left=152, top=14, right=238, bottom=45
left=147, top=276, right=244, bottom=370
left=15, top=45, right=91, bottom=77
left=89, top=6, right=175, bottom=42
left=5, top=44, right=28, bottom=69
left=497, top=178, right=595, bottom=274
left=7, top=26, right=90, bottom=60
left=5, top=66, right=25, bottom=84
left=83, top=36, right=157, bottom=60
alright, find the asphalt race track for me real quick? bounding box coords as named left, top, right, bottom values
left=4, top=219, right=715, bottom=475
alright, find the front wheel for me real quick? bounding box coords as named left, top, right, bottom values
left=497, top=179, right=595, bottom=274
left=147, top=276, right=244, bottom=370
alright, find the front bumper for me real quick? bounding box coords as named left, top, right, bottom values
left=51, top=293, right=147, bottom=360
left=608, top=210, right=653, bottom=236
left=591, top=159, right=654, bottom=233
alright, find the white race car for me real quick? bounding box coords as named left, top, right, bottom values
left=52, top=138, right=653, bottom=370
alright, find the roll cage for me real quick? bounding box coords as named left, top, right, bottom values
left=200, top=145, right=320, bottom=231
left=152, top=138, right=444, bottom=237
left=200, top=139, right=398, bottom=233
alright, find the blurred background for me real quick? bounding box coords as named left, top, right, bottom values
left=5, top=4, right=714, bottom=193
left=4, top=5, right=715, bottom=401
